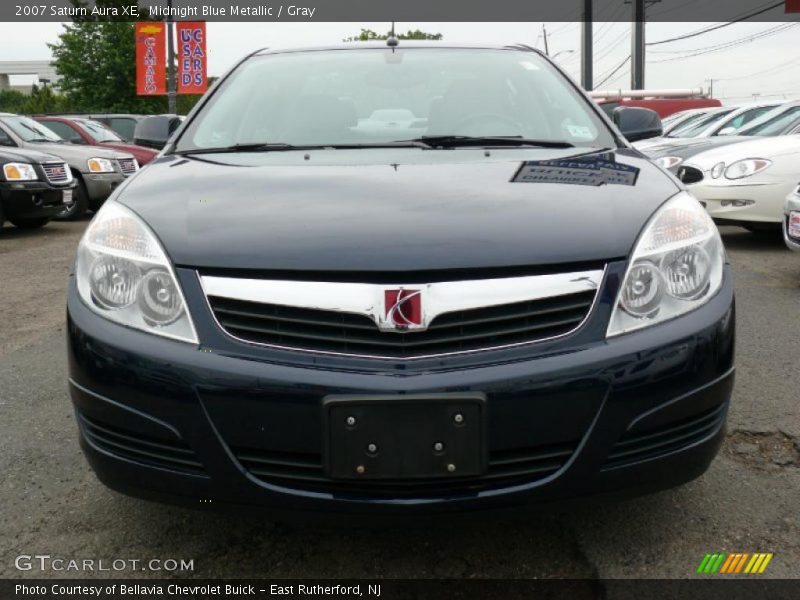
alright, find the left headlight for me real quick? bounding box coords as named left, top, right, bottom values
left=607, top=192, right=725, bottom=337
left=3, top=162, right=38, bottom=181
left=75, top=201, right=198, bottom=344
left=724, top=158, right=771, bottom=180
left=87, top=157, right=115, bottom=173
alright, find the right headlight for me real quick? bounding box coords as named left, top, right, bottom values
left=607, top=192, right=725, bottom=337
left=75, top=201, right=198, bottom=343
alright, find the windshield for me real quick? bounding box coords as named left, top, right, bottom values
left=665, top=109, right=733, bottom=138
left=739, top=105, right=800, bottom=136
left=176, top=48, right=615, bottom=151
left=663, top=111, right=707, bottom=134
left=1, top=115, right=63, bottom=143
left=76, top=119, right=123, bottom=142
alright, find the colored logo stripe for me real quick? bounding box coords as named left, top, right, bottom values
left=698, top=553, right=773, bottom=574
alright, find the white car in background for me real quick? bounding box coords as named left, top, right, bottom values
left=785, top=183, right=800, bottom=250
left=678, top=134, right=800, bottom=232
left=634, top=106, right=731, bottom=150
left=678, top=101, right=781, bottom=138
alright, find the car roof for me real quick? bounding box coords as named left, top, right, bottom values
left=254, top=42, right=542, bottom=55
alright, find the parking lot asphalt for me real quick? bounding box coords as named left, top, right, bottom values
left=0, top=220, right=798, bottom=581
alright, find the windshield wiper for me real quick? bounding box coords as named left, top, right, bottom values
left=174, top=140, right=432, bottom=155
left=398, top=135, right=575, bottom=149
left=174, top=142, right=302, bottom=155
left=28, top=138, right=58, bottom=143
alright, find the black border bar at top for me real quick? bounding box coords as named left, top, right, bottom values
left=3, top=0, right=800, bottom=22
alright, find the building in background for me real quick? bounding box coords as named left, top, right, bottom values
left=0, top=61, right=60, bottom=94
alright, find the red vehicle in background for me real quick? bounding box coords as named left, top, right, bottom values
left=591, top=89, right=722, bottom=119
left=33, top=116, right=158, bottom=166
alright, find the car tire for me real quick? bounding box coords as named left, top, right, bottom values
left=8, top=216, right=51, bottom=229
left=55, top=176, right=89, bottom=221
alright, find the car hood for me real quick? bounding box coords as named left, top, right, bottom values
left=643, top=136, right=755, bottom=160
left=24, top=142, right=133, bottom=165
left=684, top=134, right=800, bottom=169
left=116, top=147, right=679, bottom=273
left=98, top=141, right=158, bottom=160
left=0, top=146, right=64, bottom=164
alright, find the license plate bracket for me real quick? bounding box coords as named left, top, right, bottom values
left=323, top=393, right=487, bottom=480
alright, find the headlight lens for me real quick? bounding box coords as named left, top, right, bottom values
left=76, top=201, right=198, bottom=343
left=724, top=158, right=771, bottom=180
left=607, top=192, right=724, bottom=336
left=87, top=157, right=115, bottom=173
left=3, top=162, right=38, bottom=181
left=655, top=156, right=682, bottom=170
left=710, top=162, right=725, bottom=179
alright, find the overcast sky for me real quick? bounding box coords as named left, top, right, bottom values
left=1, top=21, right=798, bottom=103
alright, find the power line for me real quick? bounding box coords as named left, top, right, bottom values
left=595, top=55, right=631, bottom=88
left=647, top=23, right=798, bottom=63
left=648, top=22, right=797, bottom=54
left=711, top=56, right=800, bottom=82
left=646, top=1, right=786, bottom=46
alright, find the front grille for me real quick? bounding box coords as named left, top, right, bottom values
left=78, top=414, right=204, bottom=474
left=235, top=442, right=575, bottom=497
left=117, top=157, right=138, bottom=176
left=603, top=403, right=727, bottom=470
left=41, top=161, right=70, bottom=184
left=208, top=290, right=596, bottom=358
left=678, top=165, right=704, bottom=185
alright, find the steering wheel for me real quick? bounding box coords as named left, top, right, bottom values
left=453, top=113, right=523, bottom=135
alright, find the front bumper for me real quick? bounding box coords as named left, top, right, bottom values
left=67, top=265, right=735, bottom=516
left=688, top=179, right=788, bottom=224
left=81, top=172, right=125, bottom=205
left=0, top=180, right=75, bottom=219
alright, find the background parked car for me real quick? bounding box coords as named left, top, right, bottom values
left=34, top=116, right=158, bottom=166
left=0, top=113, right=138, bottom=220
left=645, top=102, right=800, bottom=173
left=678, top=134, right=800, bottom=232
left=86, top=114, right=146, bottom=143
left=133, top=114, right=184, bottom=150
left=0, top=146, right=75, bottom=229
left=634, top=106, right=734, bottom=150
left=673, top=102, right=780, bottom=138
left=591, top=89, right=721, bottom=118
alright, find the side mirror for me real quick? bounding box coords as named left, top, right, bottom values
left=613, top=107, right=663, bottom=143
left=717, top=126, right=736, bottom=136
left=133, top=115, right=183, bottom=150
left=69, top=138, right=86, bottom=145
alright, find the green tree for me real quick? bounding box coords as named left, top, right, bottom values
left=49, top=0, right=206, bottom=114
left=344, top=28, right=443, bottom=42
left=0, top=90, right=30, bottom=113
left=21, top=85, right=70, bottom=114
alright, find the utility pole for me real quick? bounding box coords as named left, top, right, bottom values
left=631, top=0, right=645, bottom=89
left=166, top=0, right=176, bottom=114
left=581, top=0, right=593, bottom=90
left=705, top=78, right=714, bottom=98
left=542, top=23, right=549, bottom=55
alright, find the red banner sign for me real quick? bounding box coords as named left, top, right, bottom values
left=177, top=21, right=208, bottom=94
left=135, top=22, right=166, bottom=96
left=788, top=0, right=800, bottom=12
